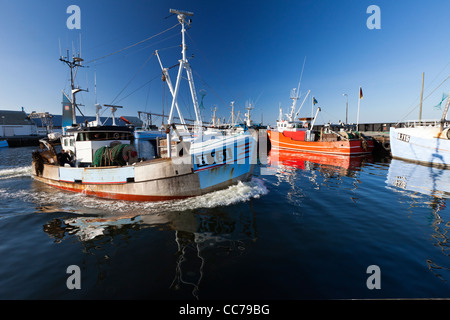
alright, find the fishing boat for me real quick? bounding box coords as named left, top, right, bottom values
left=389, top=118, right=450, bottom=168
left=31, top=9, right=256, bottom=201
left=267, top=81, right=374, bottom=155
left=389, top=72, right=450, bottom=168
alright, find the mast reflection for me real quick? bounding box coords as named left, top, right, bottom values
left=42, top=207, right=257, bottom=299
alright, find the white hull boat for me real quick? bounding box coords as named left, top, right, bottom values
left=390, top=125, right=450, bottom=168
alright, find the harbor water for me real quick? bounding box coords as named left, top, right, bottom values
left=1, top=143, right=450, bottom=300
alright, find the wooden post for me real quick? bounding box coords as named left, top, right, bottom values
left=419, top=72, right=424, bottom=125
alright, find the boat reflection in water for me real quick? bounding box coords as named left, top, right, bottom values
left=387, top=159, right=450, bottom=198
left=266, top=149, right=372, bottom=178
left=386, top=159, right=450, bottom=281
left=42, top=206, right=257, bottom=299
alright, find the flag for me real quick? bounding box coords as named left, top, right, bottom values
left=434, top=93, right=448, bottom=110
left=313, top=97, right=318, bottom=105
left=62, top=91, right=73, bottom=128
left=199, top=89, right=207, bottom=110
left=359, top=87, right=363, bottom=100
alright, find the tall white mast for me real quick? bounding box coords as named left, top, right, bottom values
left=231, top=101, right=235, bottom=126
left=288, top=57, right=306, bottom=121
left=167, top=9, right=202, bottom=127
left=155, top=50, right=187, bottom=130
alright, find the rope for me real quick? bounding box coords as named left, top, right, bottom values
left=85, top=23, right=180, bottom=65
left=186, top=30, right=235, bottom=109
left=396, top=75, right=450, bottom=126
left=110, top=53, right=155, bottom=105
left=115, top=72, right=161, bottom=104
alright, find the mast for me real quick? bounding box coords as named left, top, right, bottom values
left=343, top=93, right=348, bottom=124
left=155, top=50, right=187, bottom=130
left=167, top=9, right=201, bottom=127
left=103, top=104, right=122, bottom=126
left=245, top=100, right=253, bottom=127
left=419, top=72, right=424, bottom=125
left=294, top=90, right=310, bottom=119
left=163, top=9, right=199, bottom=158
left=60, top=50, right=87, bottom=125
left=231, top=101, right=235, bottom=126
left=440, top=92, right=450, bottom=133
left=288, top=57, right=306, bottom=121
left=212, top=106, right=217, bottom=127
left=278, top=103, right=283, bottom=122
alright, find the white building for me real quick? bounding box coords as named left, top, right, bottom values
left=0, top=110, right=38, bottom=137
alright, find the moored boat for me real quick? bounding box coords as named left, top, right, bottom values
left=390, top=120, right=450, bottom=168
left=267, top=83, right=374, bottom=155
left=31, top=9, right=257, bottom=202
left=390, top=84, right=450, bottom=168
left=389, top=70, right=450, bottom=167
left=268, top=123, right=374, bottom=155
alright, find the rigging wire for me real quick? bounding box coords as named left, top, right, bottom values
left=109, top=52, right=155, bottom=105
left=84, top=23, right=180, bottom=65
left=396, top=75, right=450, bottom=126
left=192, top=69, right=229, bottom=109
left=115, top=73, right=161, bottom=104
left=185, top=30, right=235, bottom=109
left=88, top=32, right=181, bottom=68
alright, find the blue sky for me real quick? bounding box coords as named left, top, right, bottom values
left=1, top=0, right=450, bottom=126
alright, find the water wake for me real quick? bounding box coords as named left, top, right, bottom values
left=0, top=177, right=268, bottom=215
left=0, top=166, right=32, bottom=180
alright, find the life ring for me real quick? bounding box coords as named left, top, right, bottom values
left=113, top=132, right=120, bottom=139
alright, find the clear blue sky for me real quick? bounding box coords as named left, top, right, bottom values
left=1, top=0, right=450, bottom=126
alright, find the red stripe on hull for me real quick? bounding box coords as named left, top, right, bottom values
left=268, top=130, right=374, bottom=155
left=37, top=178, right=193, bottom=202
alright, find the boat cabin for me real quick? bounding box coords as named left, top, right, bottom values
left=62, top=125, right=135, bottom=167
left=276, top=117, right=313, bottom=133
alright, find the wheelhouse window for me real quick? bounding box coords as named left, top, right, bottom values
left=76, top=131, right=133, bottom=141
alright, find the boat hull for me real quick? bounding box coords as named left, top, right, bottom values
left=31, top=134, right=256, bottom=201
left=390, top=126, right=450, bottom=168
left=268, top=130, right=374, bottom=155
left=32, top=158, right=254, bottom=201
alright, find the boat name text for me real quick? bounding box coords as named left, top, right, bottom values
left=194, top=147, right=233, bottom=168
left=397, top=133, right=410, bottom=143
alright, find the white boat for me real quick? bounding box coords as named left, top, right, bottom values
left=390, top=93, right=450, bottom=168
left=31, top=9, right=257, bottom=202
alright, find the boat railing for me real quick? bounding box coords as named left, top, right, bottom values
left=404, top=119, right=450, bottom=128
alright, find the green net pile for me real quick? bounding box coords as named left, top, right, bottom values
left=93, top=144, right=133, bottom=167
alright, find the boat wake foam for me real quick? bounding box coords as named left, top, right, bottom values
left=0, top=166, right=32, bottom=180
left=0, top=176, right=268, bottom=215
left=152, top=177, right=269, bottom=211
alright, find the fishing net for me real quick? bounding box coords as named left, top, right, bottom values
left=93, top=144, right=138, bottom=167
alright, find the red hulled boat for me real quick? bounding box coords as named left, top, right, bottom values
left=268, top=122, right=374, bottom=155
left=267, top=84, right=374, bottom=156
